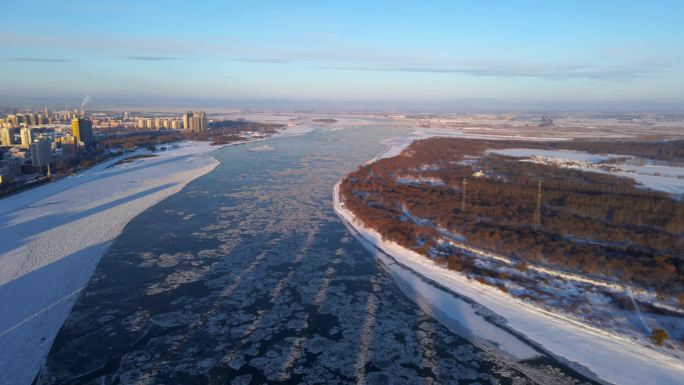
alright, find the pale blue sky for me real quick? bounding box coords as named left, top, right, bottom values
left=1, top=0, right=683, bottom=109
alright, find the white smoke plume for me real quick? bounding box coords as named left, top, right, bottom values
left=80, top=94, right=91, bottom=111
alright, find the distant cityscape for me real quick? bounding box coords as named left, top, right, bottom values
left=0, top=107, right=210, bottom=191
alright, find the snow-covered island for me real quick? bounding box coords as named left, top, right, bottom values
left=0, top=141, right=223, bottom=385
left=334, top=135, right=684, bottom=385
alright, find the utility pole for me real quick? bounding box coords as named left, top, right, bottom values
left=534, top=179, right=542, bottom=228
left=461, top=178, right=468, bottom=211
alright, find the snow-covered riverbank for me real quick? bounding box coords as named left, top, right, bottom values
left=0, top=141, right=222, bottom=385
left=333, top=180, right=684, bottom=385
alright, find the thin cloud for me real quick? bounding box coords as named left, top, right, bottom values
left=125, top=55, right=289, bottom=63
left=2, top=32, right=675, bottom=81
left=124, top=56, right=178, bottom=61
left=230, top=58, right=291, bottom=64
left=8, top=57, right=72, bottom=62
left=317, top=61, right=671, bottom=81
left=1, top=33, right=196, bottom=54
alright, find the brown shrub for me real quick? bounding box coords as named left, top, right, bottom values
left=447, top=257, right=462, bottom=271
left=651, top=328, right=669, bottom=346
left=516, top=261, right=529, bottom=272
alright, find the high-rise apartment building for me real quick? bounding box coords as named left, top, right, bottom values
left=183, top=111, right=207, bottom=132
left=30, top=140, right=52, bottom=167
left=1, top=128, right=14, bottom=146
left=71, top=117, right=95, bottom=148
left=20, top=127, right=32, bottom=148
left=0, top=158, right=22, bottom=180
left=182, top=111, right=191, bottom=130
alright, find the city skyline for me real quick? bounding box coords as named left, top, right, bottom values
left=1, top=1, right=683, bottom=111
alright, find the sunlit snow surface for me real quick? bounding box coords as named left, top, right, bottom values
left=0, top=142, right=220, bottom=385
left=36, top=124, right=596, bottom=385
left=489, top=148, right=684, bottom=195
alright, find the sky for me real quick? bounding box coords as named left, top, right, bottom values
left=1, top=0, right=683, bottom=111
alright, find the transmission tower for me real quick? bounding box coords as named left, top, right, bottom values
left=461, top=178, right=468, bottom=211
left=534, top=179, right=542, bottom=228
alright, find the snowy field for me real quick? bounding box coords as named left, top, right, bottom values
left=414, top=114, right=684, bottom=141
left=374, top=128, right=570, bottom=162
left=334, top=181, right=684, bottom=385
left=0, top=141, right=221, bottom=385
left=489, top=148, right=684, bottom=195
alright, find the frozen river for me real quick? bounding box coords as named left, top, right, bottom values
left=37, top=122, right=598, bottom=384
